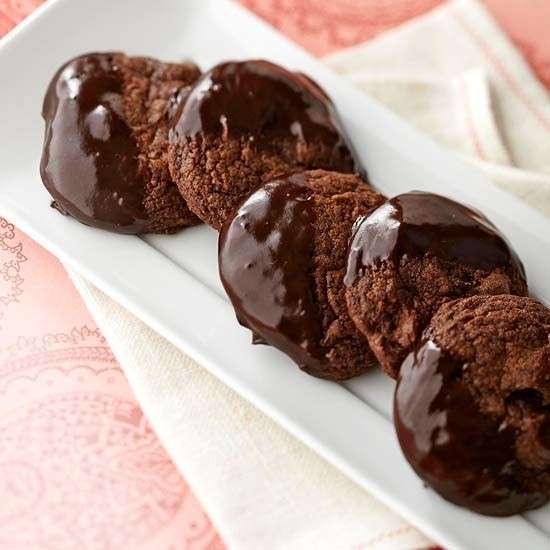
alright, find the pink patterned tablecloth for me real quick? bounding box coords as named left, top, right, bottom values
left=1, top=1, right=549, bottom=549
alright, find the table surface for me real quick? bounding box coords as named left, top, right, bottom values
left=0, top=1, right=548, bottom=549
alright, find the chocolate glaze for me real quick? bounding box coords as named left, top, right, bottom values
left=394, top=340, right=548, bottom=516
left=345, top=192, right=524, bottom=286
left=219, top=176, right=329, bottom=377
left=171, top=59, right=359, bottom=172
left=40, top=53, right=148, bottom=233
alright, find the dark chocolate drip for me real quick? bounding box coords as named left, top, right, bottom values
left=394, top=340, right=548, bottom=516
left=251, top=332, right=268, bottom=346
left=345, top=192, right=524, bottom=286
left=171, top=59, right=358, bottom=171
left=219, top=177, right=327, bottom=375
left=40, top=53, right=148, bottom=234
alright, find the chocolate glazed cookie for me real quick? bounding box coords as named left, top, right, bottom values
left=169, top=60, right=360, bottom=230
left=219, top=170, right=384, bottom=381
left=40, top=52, right=201, bottom=234
left=395, top=295, right=550, bottom=516
left=344, top=192, right=527, bottom=378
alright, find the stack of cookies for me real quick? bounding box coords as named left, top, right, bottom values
left=40, top=53, right=550, bottom=517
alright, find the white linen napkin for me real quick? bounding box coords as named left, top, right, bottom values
left=327, top=0, right=550, bottom=215
left=68, top=0, right=550, bottom=548
left=70, top=275, right=433, bottom=550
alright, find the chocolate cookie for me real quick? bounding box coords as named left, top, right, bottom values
left=345, top=192, right=527, bottom=378
left=169, top=60, right=360, bottom=230
left=219, top=170, right=384, bottom=381
left=394, top=294, right=550, bottom=516
left=40, top=52, right=201, bottom=234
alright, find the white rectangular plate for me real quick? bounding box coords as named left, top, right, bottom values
left=1, top=1, right=549, bottom=548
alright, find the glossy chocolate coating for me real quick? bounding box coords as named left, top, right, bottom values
left=394, top=340, right=548, bottom=516
left=40, top=53, right=147, bottom=233
left=219, top=176, right=328, bottom=376
left=345, top=192, right=523, bottom=286
left=171, top=59, right=359, bottom=170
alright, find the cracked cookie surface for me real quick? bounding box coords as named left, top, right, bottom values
left=345, top=192, right=528, bottom=378
left=219, top=170, right=384, bottom=380
left=169, top=60, right=360, bottom=230
left=395, top=294, right=550, bottom=516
